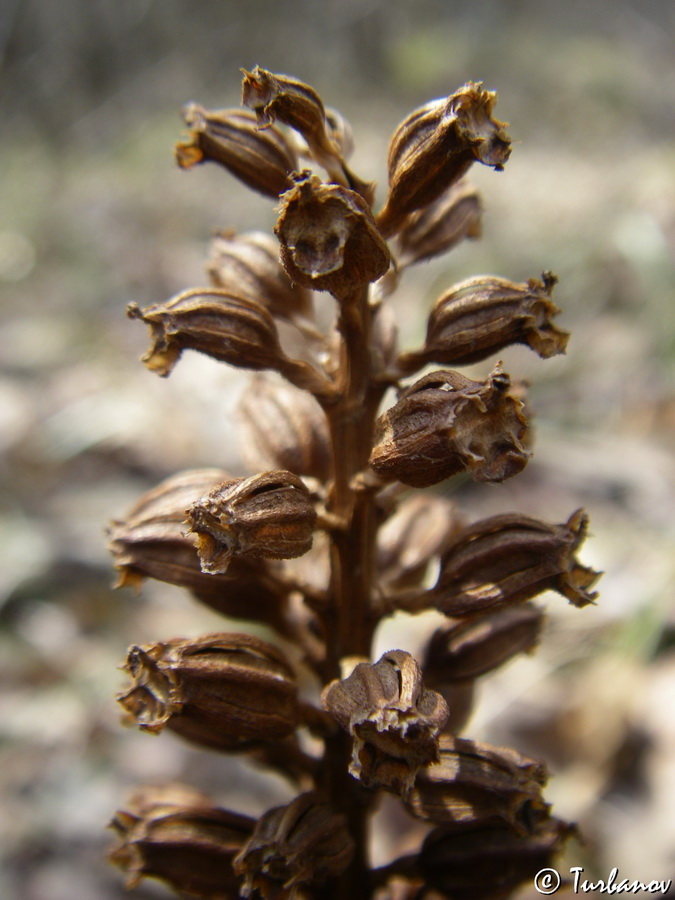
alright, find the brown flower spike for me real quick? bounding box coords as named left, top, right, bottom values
left=111, top=66, right=599, bottom=900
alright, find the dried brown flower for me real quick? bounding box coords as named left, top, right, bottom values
left=176, top=104, right=298, bottom=198
left=275, top=171, right=391, bottom=299
left=233, top=792, right=355, bottom=899
left=399, top=270, right=568, bottom=371
left=322, top=650, right=450, bottom=796
left=117, top=633, right=300, bottom=751
left=405, top=735, right=548, bottom=830
left=423, top=604, right=544, bottom=684
left=109, top=785, right=255, bottom=898
left=185, top=470, right=317, bottom=575
left=418, top=814, right=575, bottom=900
left=377, top=82, right=511, bottom=237
left=395, top=180, right=483, bottom=268
left=370, top=365, right=530, bottom=487
left=428, top=509, right=601, bottom=615
left=238, top=374, right=331, bottom=480
left=107, top=468, right=289, bottom=625
left=206, top=229, right=314, bottom=325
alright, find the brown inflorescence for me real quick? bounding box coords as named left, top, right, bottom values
left=109, top=67, right=600, bottom=900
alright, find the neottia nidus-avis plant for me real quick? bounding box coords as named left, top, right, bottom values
left=107, top=66, right=601, bottom=900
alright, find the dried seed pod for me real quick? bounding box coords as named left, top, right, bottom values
left=116, top=632, right=299, bottom=751
left=127, top=288, right=287, bottom=377
left=238, top=374, right=331, bottom=480
left=275, top=172, right=391, bottom=299
left=109, top=784, right=254, bottom=898
left=401, top=271, right=569, bottom=371
left=186, top=470, right=317, bottom=575
left=377, top=494, right=462, bottom=591
left=377, top=82, right=511, bottom=237
left=107, top=469, right=289, bottom=626
left=370, top=365, right=530, bottom=488
left=322, top=650, right=449, bottom=796
left=207, top=229, right=314, bottom=325
left=242, top=66, right=336, bottom=159
left=175, top=104, right=298, bottom=198
left=419, top=814, right=575, bottom=900
left=241, top=66, right=374, bottom=202
left=396, top=180, right=483, bottom=268
left=430, top=509, right=601, bottom=615
left=405, top=735, right=548, bottom=830
left=233, top=792, right=355, bottom=899
left=423, top=604, right=544, bottom=684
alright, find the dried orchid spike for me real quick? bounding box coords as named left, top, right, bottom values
left=108, top=66, right=600, bottom=900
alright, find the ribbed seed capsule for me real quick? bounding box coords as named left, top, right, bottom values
left=405, top=735, right=548, bottom=831
left=400, top=271, right=569, bottom=371
left=186, top=470, right=317, bottom=575
left=241, top=66, right=374, bottom=201
left=233, top=792, right=355, bottom=899
left=275, top=172, right=391, bottom=299
left=206, top=229, right=314, bottom=325
left=419, top=814, right=575, bottom=900
left=430, top=509, right=601, bottom=615
left=109, top=784, right=255, bottom=897
left=238, top=374, right=331, bottom=480
left=107, top=469, right=287, bottom=626
left=175, top=105, right=298, bottom=198
left=370, top=365, right=530, bottom=488
left=377, top=494, right=462, bottom=591
left=377, top=82, right=511, bottom=237
left=116, top=632, right=299, bottom=751
left=127, top=288, right=286, bottom=377
left=321, top=650, right=449, bottom=796
left=396, top=180, right=483, bottom=268
left=423, top=604, right=544, bottom=683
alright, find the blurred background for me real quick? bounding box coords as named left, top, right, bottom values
left=0, top=1, right=673, bottom=898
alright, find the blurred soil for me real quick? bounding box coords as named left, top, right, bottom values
left=0, top=2, right=673, bottom=898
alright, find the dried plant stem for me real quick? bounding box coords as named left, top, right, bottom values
left=319, top=285, right=387, bottom=898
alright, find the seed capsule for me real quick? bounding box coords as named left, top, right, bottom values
left=377, top=494, right=462, bottom=591
left=109, top=784, right=254, bottom=897
left=127, top=288, right=287, bottom=377
left=186, top=470, right=317, bottom=575
left=107, top=469, right=288, bottom=626
left=419, top=813, right=575, bottom=900
left=238, top=374, right=331, bottom=481
left=423, top=604, right=544, bottom=683
left=430, top=509, right=600, bottom=615
left=322, top=650, right=449, bottom=796
left=401, top=271, right=568, bottom=371
left=241, top=66, right=374, bottom=202
left=233, top=792, right=355, bottom=899
left=275, top=172, right=391, bottom=299
left=370, top=365, right=530, bottom=488
left=117, top=632, right=299, bottom=751
left=396, top=180, right=483, bottom=268
left=207, top=229, right=314, bottom=325
left=175, top=104, right=298, bottom=198
left=377, top=82, right=511, bottom=237
left=405, top=735, right=548, bottom=830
